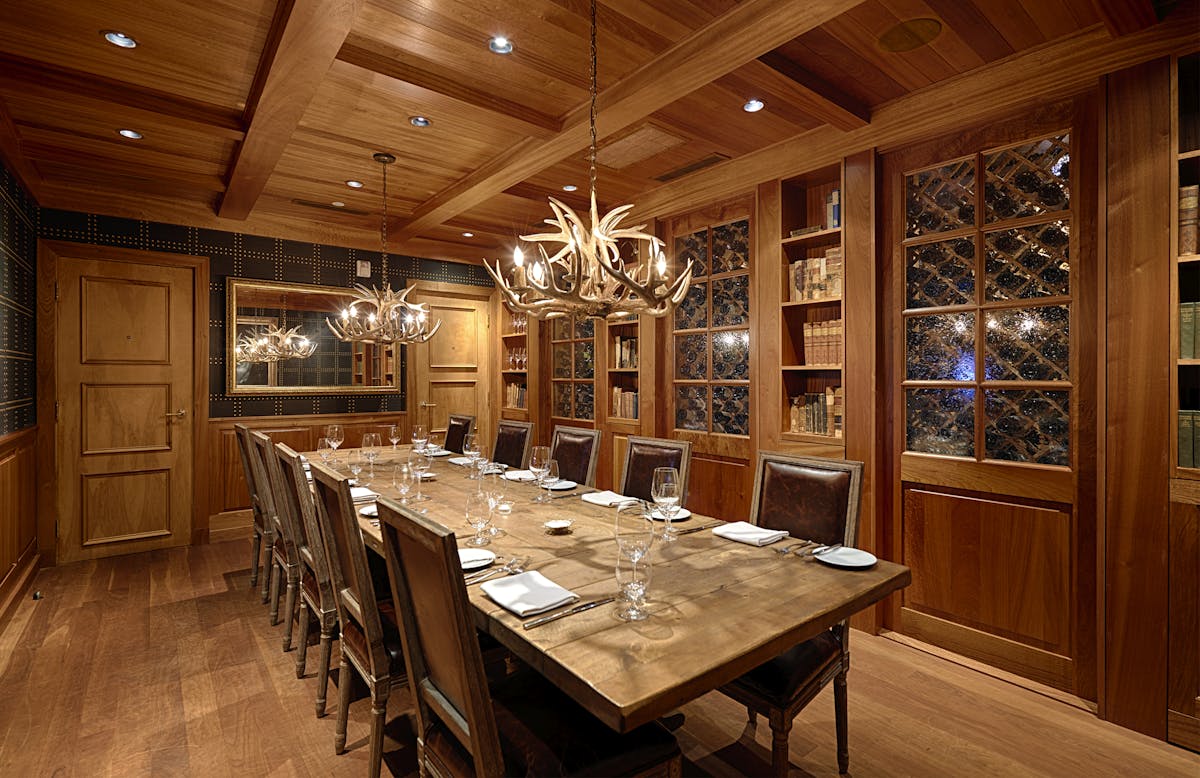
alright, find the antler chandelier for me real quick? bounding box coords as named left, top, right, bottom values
left=485, top=0, right=693, bottom=320
left=235, top=292, right=317, bottom=363
left=327, top=152, right=441, bottom=344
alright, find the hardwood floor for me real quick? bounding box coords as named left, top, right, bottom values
left=0, top=539, right=1195, bottom=777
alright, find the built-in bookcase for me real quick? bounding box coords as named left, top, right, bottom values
left=1176, top=52, right=1200, bottom=475
left=498, top=309, right=538, bottom=424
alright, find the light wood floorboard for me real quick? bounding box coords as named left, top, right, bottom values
left=0, top=539, right=1195, bottom=776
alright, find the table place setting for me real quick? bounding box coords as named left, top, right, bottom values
left=580, top=490, right=631, bottom=508
left=503, top=469, right=537, bottom=482
left=350, top=485, right=381, bottom=503
left=480, top=570, right=578, bottom=617
left=712, top=521, right=789, bottom=546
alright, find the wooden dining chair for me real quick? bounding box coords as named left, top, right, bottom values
left=309, top=460, right=409, bottom=778
left=491, top=419, right=533, bottom=469
left=618, top=435, right=693, bottom=503
left=444, top=414, right=475, bottom=454
left=234, top=423, right=272, bottom=602
left=549, top=424, right=601, bottom=486
left=250, top=430, right=296, bottom=629
left=267, top=441, right=340, bottom=717
left=718, top=451, right=863, bottom=776
left=374, top=497, right=683, bottom=777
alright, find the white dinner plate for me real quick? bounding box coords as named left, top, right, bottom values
left=458, top=548, right=496, bottom=571
left=650, top=508, right=691, bottom=521
left=358, top=504, right=378, bottom=518
left=426, top=449, right=452, bottom=457
left=546, top=479, right=577, bottom=491
left=504, top=470, right=536, bottom=482
left=813, top=547, right=877, bottom=569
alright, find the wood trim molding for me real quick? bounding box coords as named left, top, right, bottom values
left=900, top=453, right=1075, bottom=504
left=0, top=98, right=42, bottom=201
left=1168, top=710, right=1200, bottom=751
left=1092, top=0, right=1160, bottom=37
left=0, top=540, right=39, bottom=637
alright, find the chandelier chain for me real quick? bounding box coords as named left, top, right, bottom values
left=588, top=0, right=597, bottom=199
left=380, top=155, right=389, bottom=279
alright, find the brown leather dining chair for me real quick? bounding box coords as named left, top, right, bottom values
left=491, top=419, right=533, bottom=469
left=250, top=430, right=297, bottom=630
left=444, top=414, right=475, bottom=454
left=234, top=423, right=272, bottom=602
left=309, top=460, right=409, bottom=778
left=374, top=496, right=683, bottom=777
left=618, top=435, right=693, bottom=503
left=718, top=451, right=863, bottom=777
left=549, top=424, right=601, bottom=486
left=267, top=441, right=340, bottom=717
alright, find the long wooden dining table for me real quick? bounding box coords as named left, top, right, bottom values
left=321, top=446, right=911, bottom=734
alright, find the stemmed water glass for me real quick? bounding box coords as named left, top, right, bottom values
left=316, top=437, right=333, bottom=465
left=614, top=501, right=654, bottom=621
left=464, top=492, right=493, bottom=547
left=347, top=449, right=364, bottom=483
left=325, top=424, right=344, bottom=463
left=462, top=433, right=481, bottom=479
left=393, top=464, right=416, bottom=504
left=411, top=424, right=428, bottom=453
left=408, top=450, right=432, bottom=502
left=361, top=433, right=381, bottom=483
left=482, top=472, right=509, bottom=536
left=651, top=467, right=682, bottom=542
left=529, top=446, right=550, bottom=503
left=387, top=424, right=402, bottom=451
left=538, top=461, right=559, bottom=503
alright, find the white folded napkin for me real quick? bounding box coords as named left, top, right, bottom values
left=350, top=486, right=380, bottom=503
left=712, top=521, right=789, bottom=546
left=481, top=571, right=579, bottom=617
left=504, top=469, right=536, bottom=482
left=581, top=490, right=629, bottom=508
left=447, top=456, right=472, bottom=466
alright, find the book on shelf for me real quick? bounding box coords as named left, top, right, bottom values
left=1183, top=302, right=1196, bottom=360
left=611, top=387, right=639, bottom=419
left=789, top=225, right=823, bottom=238
left=611, top=334, right=639, bottom=369
left=504, top=382, right=527, bottom=409
left=802, top=318, right=843, bottom=366
left=789, top=246, right=843, bottom=302
left=1180, top=410, right=1197, bottom=468
left=789, top=387, right=843, bottom=438
left=1181, top=184, right=1199, bottom=257
left=826, top=189, right=841, bottom=229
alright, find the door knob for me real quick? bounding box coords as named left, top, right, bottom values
left=419, top=401, right=437, bottom=408
left=164, top=408, right=187, bottom=418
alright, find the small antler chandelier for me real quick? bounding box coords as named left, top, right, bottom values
left=327, top=152, right=441, bottom=344
left=235, top=293, right=317, bottom=363
left=485, top=0, right=692, bottom=320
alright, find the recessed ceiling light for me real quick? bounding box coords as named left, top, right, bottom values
left=562, top=184, right=578, bottom=192
left=462, top=232, right=474, bottom=238
left=488, top=36, right=514, bottom=55
left=345, top=180, right=363, bottom=189
left=102, top=30, right=137, bottom=48
left=331, top=201, right=345, bottom=208
left=409, top=116, right=431, bottom=127
left=743, top=98, right=765, bottom=113
left=118, top=129, right=143, bottom=139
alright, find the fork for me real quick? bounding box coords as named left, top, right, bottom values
left=465, top=556, right=529, bottom=585
left=773, top=541, right=812, bottom=556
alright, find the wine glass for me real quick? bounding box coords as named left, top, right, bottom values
left=535, top=460, right=559, bottom=504
left=316, top=437, right=333, bottom=465
left=408, top=450, right=430, bottom=503
left=651, top=467, right=682, bottom=543
left=387, top=424, right=401, bottom=451
left=393, top=464, right=416, bottom=504
left=462, top=433, right=481, bottom=479
left=361, top=433, right=381, bottom=482
left=482, top=472, right=509, bottom=536
left=529, top=446, right=550, bottom=500
left=411, top=424, right=428, bottom=453
left=464, top=492, right=493, bottom=547
left=347, top=449, right=364, bottom=483
left=325, top=424, right=344, bottom=462
left=614, top=501, right=654, bottom=621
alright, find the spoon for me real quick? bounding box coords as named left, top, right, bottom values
left=803, top=543, right=843, bottom=557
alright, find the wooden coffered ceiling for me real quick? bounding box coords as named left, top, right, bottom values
left=0, top=0, right=1193, bottom=264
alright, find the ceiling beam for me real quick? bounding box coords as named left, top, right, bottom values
left=0, top=99, right=42, bottom=201
left=752, top=53, right=870, bottom=131
left=218, top=0, right=363, bottom=220
left=1092, top=0, right=1160, bottom=37
left=336, top=37, right=562, bottom=138
left=393, top=0, right=862, bottom=242
left=0, top=52, right=243, bottom=139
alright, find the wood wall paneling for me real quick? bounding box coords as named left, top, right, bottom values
left=0, top=428, right=38, bottom=633
left=1104, top=57, right=1173, bottom=738
left=1168, top=500, right=1200, bottom=749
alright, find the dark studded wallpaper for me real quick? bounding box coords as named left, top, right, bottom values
left=0, top=164, right=37, bottom=437
left=0, top=157, right=494, bottom=425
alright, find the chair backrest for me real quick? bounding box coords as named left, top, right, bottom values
left=234, top=424, right=266, bottom=532
left=250, top=431, right=286, bottom=543
left=444, top=414, right=475, bottom=454
left=492, top=420, right=533, bottom=469
left=619, top=435, right=693, bottom=503
left=549, top=425, right=601, bottom=487
left=749, top=452, right=863, bottom=548
left=269, top=441, right=336, bottom=611
left=376, top=497, right=505, bottom=777
left=309, top=461, right=392, bottom=678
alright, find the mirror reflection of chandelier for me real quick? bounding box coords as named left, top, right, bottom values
left=485, top=0, right=693, bottom=320
left=235, top=293, right=317, bottom=363
left=326, top=152, right=441, bottom=345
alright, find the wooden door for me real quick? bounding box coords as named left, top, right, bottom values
left=56, top=255, right=195, bottom=562
left=881, top=96, right=1098, bottom=700
left=409, top=285, right=494, bottom=445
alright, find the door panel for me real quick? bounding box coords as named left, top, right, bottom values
left=57, top=256, right=194, bottom=562
left=411, top=288, right=493, bottom=442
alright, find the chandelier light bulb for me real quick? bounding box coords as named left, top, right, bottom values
left=513, top=247, right=524, bottom=266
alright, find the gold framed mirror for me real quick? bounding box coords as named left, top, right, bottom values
left=226, top=278, right=401, bottom=394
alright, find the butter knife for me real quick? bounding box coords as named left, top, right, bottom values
left=674, top=522, right=724, bottom=535
left=522, top=596, right=617, bottom=630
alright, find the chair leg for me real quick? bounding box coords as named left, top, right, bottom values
left=769, top=713, right=793, bottom=778
left=746, top=705, right=757, bottom=726
left=369, top=687, right=389, bottom=778
left=316, top=626, right=334, bottom=718
left=335, top=657, right=353, bottom=754
left=259, top=536, right=273, bottom=603
left=281, top=574, right=299, bottom=651
left=249, top=530, right=262, bottom=588
left=294, top=601, right=311, bottom=673
left=835, top=670, right=849, bottom=775
left=268, top=561, right=282, bottom=625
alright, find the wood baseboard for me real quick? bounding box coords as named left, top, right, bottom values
left=1168, top=710, right=1200, bottom=752
left=207, top=510, right=252, bottom=544
left=0, top=541, right=40, bottom=636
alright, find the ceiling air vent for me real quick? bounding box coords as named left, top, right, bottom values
left=595, top=124, right=687, bottom=170
left=291, top=198, right=370, bottom=216
left=654, top=153, right=730, bottom=183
